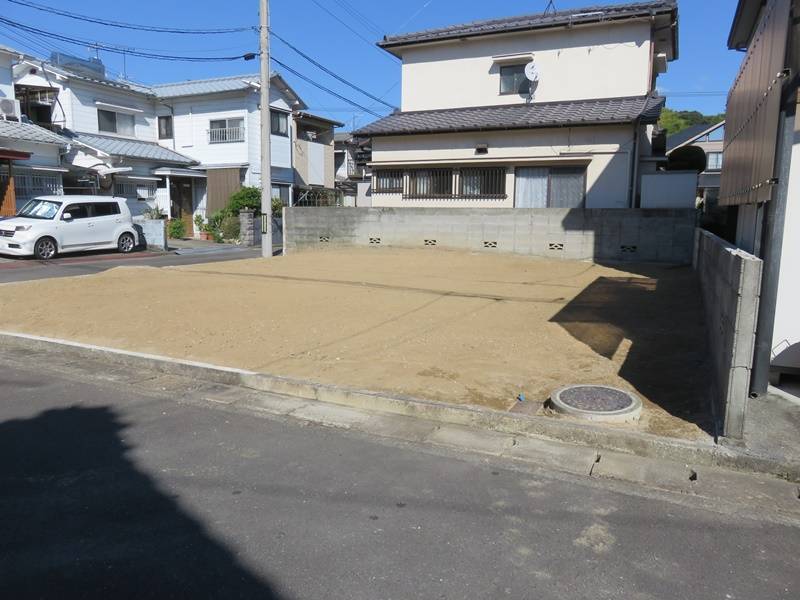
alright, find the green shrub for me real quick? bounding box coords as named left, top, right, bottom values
left=207, top=210, right=227, bottom=234
left=272, top=196, right=284, bottom=218
left=167, top=218, right=186, bottom=239
left=194, top=213, right=206, bottom=232
left=142, top=205, right=166, bottom=220
left=227, top=186, right=262, bottom=215
left=221, top=215, right=240, bottom=240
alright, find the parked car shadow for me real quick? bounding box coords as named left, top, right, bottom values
left=0, top=406, right=286, bottom=599
left=550, top=264, right=715, bottom=436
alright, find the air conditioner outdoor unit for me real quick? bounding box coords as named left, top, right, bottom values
left=0, top=98, right=21, bottom=121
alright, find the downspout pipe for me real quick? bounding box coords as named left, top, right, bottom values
left=629, top=119, right=640, bottom=208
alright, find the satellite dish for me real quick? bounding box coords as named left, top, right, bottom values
left=524, top=61, right=540, bottom=82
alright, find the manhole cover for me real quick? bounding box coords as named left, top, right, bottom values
left=550, top=385, right=642, bottom=423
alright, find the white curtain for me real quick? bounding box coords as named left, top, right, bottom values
left=514, top=167, right=548, bottom=208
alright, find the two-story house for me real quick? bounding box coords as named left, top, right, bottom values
left=8, top=51, right=340, bottom=236
left=355, top=0, right=678, bottom=210
left=0, top=44, right=70, bottom=216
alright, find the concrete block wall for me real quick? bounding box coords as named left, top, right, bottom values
left=694, top=229, right=763, bottom=439
left=132, top=217, right=167, bottom=252
left=284, top=207, right=697, bottom=264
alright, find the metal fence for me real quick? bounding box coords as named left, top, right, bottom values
left=0, top=171, right=63, bottom=205
left=208, top=127, right=245, bottom=144
left=293, top=188, right=345, bottom=207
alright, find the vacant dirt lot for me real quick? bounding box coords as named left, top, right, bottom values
left=0, top=248, right=711, bottom=438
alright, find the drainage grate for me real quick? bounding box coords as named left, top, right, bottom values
left=319, top=236, right=330, bottom=243
left=369, top=237, right=381, bottom=245
left=550, top=385, right=641, bottom=423
left=548, top=242, right=564, bottom=251
left=424, top=239, right=437, bottom=246
left=483, top=241, right=497, bottom=248
left=620, top=245, right=637, bottom=253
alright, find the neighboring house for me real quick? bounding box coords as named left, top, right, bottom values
left=0, top=45, right=70, bottom=216
left=151, top=73, right=309, bottom=217
left=721, top=0, right=798, bottom=388
left=666, top=120, right=725, bottom=206
left=355, top=0, right=678, bottom=209
left=334, top=132, right=371, bottom=206
left=8, top=51, right=339, bottom=235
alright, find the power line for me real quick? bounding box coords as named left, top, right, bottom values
left=271, top=31, right=395, bottom=109
left=271, top=56, right=384, bottom=118
left=308, top=0, right=397, bottom=62
left=330, top=0, right=383, bottom=36
left=395, top=0, right=436, bottom=34
left=0, top=16, right=256, bottom=61
left=7, top=0, right=252, bottom=34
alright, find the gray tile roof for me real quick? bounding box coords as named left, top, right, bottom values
left=151, top=73, right=260, bottom=98
left=354, top=95, right=665, bottom=137
left=666, top=121, right=724, bottom=153
left=0, top=119, right=71, bottom=146
left=70, top=132, right=196, bottom=165
left=379, top=1, right=676, bottom=49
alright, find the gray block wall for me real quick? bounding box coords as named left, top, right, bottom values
left=284, top=207, right=697, bottom=264
left=132, top=218, right=167, bottom=252
left=694, top=229, right=763, bottom=439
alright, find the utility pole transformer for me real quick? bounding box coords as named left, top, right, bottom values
left=259, top=0, right=273, bottom=257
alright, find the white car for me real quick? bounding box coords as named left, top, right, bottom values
left=0, top=195, right=139, bottom=260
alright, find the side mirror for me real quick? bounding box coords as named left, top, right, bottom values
left=62, top=212, right=72, bottom=221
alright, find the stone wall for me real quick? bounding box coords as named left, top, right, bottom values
left=694, top=229, right=763, bottom=439
left=283, top=207, right=697, bottom=264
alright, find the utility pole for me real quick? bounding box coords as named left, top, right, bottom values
left=259, top=0, right=273, bottom=257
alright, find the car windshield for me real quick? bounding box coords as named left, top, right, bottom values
left=16, top=199, right=62, bottom=220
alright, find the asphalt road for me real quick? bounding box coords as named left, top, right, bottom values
left=0, top=246, right=264, bottom=283
left=1, top=353, right=798, bottom=599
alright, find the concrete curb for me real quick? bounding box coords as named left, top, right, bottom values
left=3, top=330, right=799, bottom=482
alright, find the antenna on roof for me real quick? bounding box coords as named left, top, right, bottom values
left=543, top=0, right=557, bottom=15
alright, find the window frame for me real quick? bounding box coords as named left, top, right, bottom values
left=208, top=117, right=245, bottom=143
left=458, top=167, right=507, bottom=199
left=270, top=110, right=289, bottom=137
left=97, top=109, right=135, bottom=136
left=499, top=63, right=530, bottom=96
left=373, top=169, right=404, bottom=194
left=706, top=152, right=723, bottom=171
left=158, top=115, right=173, bottom=140
left=514, top=165, right=587, bottom=208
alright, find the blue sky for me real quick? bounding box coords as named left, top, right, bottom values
left=0, top=0, right=740, bottom=130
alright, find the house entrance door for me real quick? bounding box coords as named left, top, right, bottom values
left=170, top=178, right=194, bottom=237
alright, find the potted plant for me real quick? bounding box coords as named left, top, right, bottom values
left=194, top=214, right=214, bottom=241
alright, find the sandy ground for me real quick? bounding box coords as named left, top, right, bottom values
left=0, top=248, right=711, bottom=439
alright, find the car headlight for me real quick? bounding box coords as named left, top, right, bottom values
left=15, top=225, right=32, bottom=232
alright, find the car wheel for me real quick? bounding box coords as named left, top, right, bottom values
left=33, top=237, right=57, bottom=260
left=118, top=232, right=135, bottom=254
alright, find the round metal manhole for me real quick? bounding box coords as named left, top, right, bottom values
left=550, top=385, right=642, bottom=423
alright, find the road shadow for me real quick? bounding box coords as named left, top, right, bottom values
left=550, top=264, right=714, bottom=436
left=0, top=406, right=286, bottom=599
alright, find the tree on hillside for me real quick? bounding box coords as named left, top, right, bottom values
left=659, top=108, right=725, bottom=135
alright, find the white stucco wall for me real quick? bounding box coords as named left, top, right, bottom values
left=67, top=79, right=156, bottom=139
left=399, top=20, right=652, bottom=111
left=370, top=124, right=635, bottom=208
left=0, top=139, right=61, bottom=168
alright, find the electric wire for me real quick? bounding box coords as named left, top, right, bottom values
left=6, top=0, right=252, bottom=34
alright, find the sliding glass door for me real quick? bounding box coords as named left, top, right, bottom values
left=514, top=166, right=586, bottom=208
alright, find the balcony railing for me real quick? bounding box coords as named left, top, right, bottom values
left=208, top=127, right=244, bottom=144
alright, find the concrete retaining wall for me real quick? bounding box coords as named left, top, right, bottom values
left=694, top=229, right=763, bottom=439
left=132, top=217, right=167, bottom=252
left=284, top=207, right=697, bottom=263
